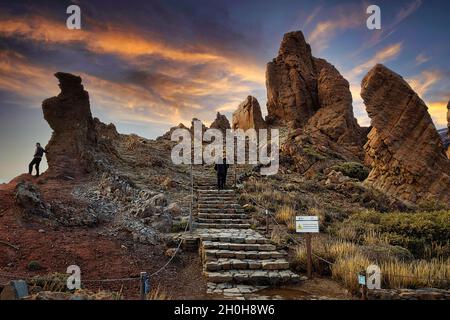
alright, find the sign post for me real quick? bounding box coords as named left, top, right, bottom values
left=358, top=271, right=367, bottom=300
left=296, top=216, right=319, bottom=279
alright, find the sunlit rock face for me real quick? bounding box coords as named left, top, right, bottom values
left=361, top=64, right=450, bottom=204
left=266, top=31, right=364, bottom=154
left=232, top=96, right=266, bottom=131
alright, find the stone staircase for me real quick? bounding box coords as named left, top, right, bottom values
left=191, top=167, right=300, bottom=297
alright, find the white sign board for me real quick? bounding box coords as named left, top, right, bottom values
left=296, top=216, right=319, bottom=233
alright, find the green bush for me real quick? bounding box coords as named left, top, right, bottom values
left=27, top=260, right=42, bottom=271
left=331, top=162, right=370, bottom=181
left=171, top=220, right=189, bottom=232
left=331, top=209, right=450, bottom=258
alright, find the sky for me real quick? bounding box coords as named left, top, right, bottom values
left=0, top=0, right=449, bottom=182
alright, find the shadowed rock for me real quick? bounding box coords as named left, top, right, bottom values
left=42, top=72, right=117, bottom=176
left=210, top=112, right=231, bottom=133
left=447, top=100, right=450, bottom=158
left=361, top=64, right=450, bottom=204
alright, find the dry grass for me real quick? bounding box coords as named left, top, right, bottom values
left=381, top=258, right=450, bottom=289
left=275, top=205, right=296, bottom=232
left=294, top=238, right=450, bottom=293
left=147, top=285, right=170, bottom=300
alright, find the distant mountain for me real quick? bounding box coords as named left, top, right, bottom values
left=438, top=128, right=450, bottom=149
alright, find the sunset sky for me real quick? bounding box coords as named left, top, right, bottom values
left=0, top=0, right=449, bottom=182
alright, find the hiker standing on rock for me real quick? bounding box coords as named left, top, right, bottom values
left=28, top=143, right=47, bottom=177
left=214, top=157, right=229, bottom=190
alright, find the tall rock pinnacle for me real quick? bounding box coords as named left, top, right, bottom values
left=266, top=31, right=364, bottom=154
left=361, top=64, right=450, bottom=204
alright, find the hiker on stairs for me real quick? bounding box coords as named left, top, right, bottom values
left=214, top=157, right=229, bottom=190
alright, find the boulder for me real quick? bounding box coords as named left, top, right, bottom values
left=164, top=202, right=181, bottom=216
left=0, top=280, right=29, bottom=300
left=14, top=181, right=51, bottom=217
left=361, top=64, right=450, bottom=204
left=150, top=193, right=168, bottom=207
left=151, top=213, right=172, bottom=233
left=232, top=96, right=266, bottom=131
left=210, top=112, right=231, bottom=133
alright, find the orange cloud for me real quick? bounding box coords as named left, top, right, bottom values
left=415, top=53, right=430, bottom=66
left=407, top=70, right=442, bottom=98
left=307, top=4, right=364, bottom=53
left=427, top=101, right=448, bottom=129
left=350, top=42, right=403, bottom=77
left=0, top=15, right=265, bottom=84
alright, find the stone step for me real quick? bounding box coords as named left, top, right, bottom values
left=197, top=218, right=250, bottom=224
left=204, top=249, right=286, bottom=260
left=196, top=208, right=245, bottom=214
left=198, top=190, right=234, bottom=193
left=198, top=200, right=239, bottom=205
left=195, top=223, right=251, bottom=229
left=205, top=258, right=290, bottom=271
left=202, top=241, right=275, bottom=250
left=204, top=269, right=300, bottom=285
left=198, top=203, right=240, bottom=208
left=198, top=195, right=237, bottom=200
left=198, top=213, right=247, bottom=219
left=195, top=186, right=233, bottom=190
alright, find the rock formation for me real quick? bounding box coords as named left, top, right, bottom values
left=42, top=72, right=97, bottom=175
left=157, top=123, right=189, bottom=140
left=232, top=96, right=266, bottom=131
left=210, top=112, right=231, bottom=133
left=361, top=64, right=450, bottom=204
left=42, top=72, right=118, bottom=176
left=266, top=31, right=318, bottom=128
left=447, top=100, right=450, bottom=158
left=266, top=31, right=364, bottom=156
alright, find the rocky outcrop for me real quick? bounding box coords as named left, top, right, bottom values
left=42, top=73, right=96, bottom=174
left=14, top=181, right=51, bottom=217
left=232, top=96, right=266, bottom=131
left=157, top=123, right=189, bottom=140
left=210, top=112, right=231, bottom=133
left=42, top=73, right=118, bottom=176
left=447, top=101, right=450, bottom=158
left=266, top=31, right=364, bottom=159
left=361, top=64, right=450, bottom=204
left=266, top=31, right=318, bottom=128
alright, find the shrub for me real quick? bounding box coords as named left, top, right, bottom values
left=330, top=209, right=450, bottom=258
left=171, top=219, right=189, bottom=232
left=27, top=261, right=43, bottom=271
left=29, top=272, right=68, bottom=292
left=331, top=162, right=370, bottom=181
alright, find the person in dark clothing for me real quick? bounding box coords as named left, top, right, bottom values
left=29, top=143, right=47, bottom=177
left=214, top=158, right=229, bottom=190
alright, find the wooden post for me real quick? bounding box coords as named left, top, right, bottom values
left=265, top=209, right=269, bottom=235
left=358, top=271, right=367, bottom=300
left=360, top=283, right=367, bottom=300
left=306, top=233, right=312, bottom=279
left=140, top=272, right=148, bottom=300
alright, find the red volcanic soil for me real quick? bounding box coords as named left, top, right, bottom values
left=0, top=175, right=207, bottom=299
